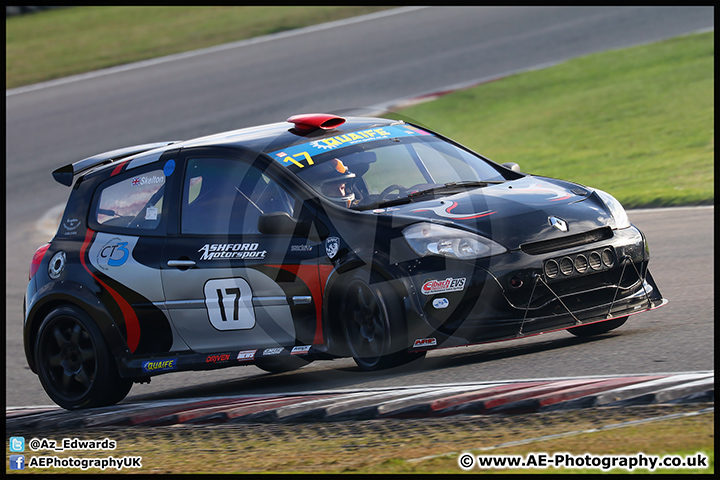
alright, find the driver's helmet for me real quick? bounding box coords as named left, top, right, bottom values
left=315, top=158, right=356, bottom=207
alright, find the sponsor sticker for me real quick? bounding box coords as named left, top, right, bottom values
left=263, top=347, right=284, bottom=356
left=291, top=345, right=311, bottom=355
left=142, top=359, right=177, bottom=373
left=432, top=297, right=450, bottom=309
left=206, top=353, right=231, bottom=364
left=325, top=237, right=340, bottom=259
left=163, top=159, right=176, bottom=177
left=131, top=175, right=165, bottom=187
left=62, top=218, right=81, bottom=235
left=145, top=206, right=158, bottom=220
left=421, top=277, right=466, bottom=295
left=96, top=238, right=130, bottom=270
left=268, top=125, right=431, bottom=169
left=413, top=338, right=437, bottom=348
left=290, top=244, right=313, bottom=252
left=198, top=243, right=267, bottom=261
left=236, top=350, right=257, bottom=362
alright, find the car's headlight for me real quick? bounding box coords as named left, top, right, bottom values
left=403, top=223, right=507, bottom=260
left=594, top=189, right=631, bottom=229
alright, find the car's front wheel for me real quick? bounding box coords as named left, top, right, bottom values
left=339, top=271, right=425, bottom=371
left=35, top=306, right=132, bottom=409
left=567, top=316, right=629, bottom=338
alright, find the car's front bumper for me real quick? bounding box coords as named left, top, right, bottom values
left=403, top=225, right=667, bottom=350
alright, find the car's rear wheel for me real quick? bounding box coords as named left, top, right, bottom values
left=339, top=271, right=425, bottom=371
left=568, top=316, right=629, bottom=338
left=35, top=306, right=132, bottom=409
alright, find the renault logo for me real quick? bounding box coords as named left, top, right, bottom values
left=549, top=216, right=568, bottom=232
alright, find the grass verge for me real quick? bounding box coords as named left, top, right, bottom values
left=5, top=6, right=392, bottom=89
left=397, top=32, right=714, bottom=208
left=6, top=404, right=713, bottom=474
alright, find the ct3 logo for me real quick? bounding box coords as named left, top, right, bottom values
left=97, top=238, right=130, bottom=270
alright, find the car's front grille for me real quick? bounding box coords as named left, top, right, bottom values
left=520, top=227, right=613, bottom=255
left=543, top=247, right=616, bottom=282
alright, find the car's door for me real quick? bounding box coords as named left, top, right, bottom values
left=160, top=150, right=324, bottom=353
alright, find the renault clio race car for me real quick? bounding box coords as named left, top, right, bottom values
left=24, top=113, right=666, bottom=409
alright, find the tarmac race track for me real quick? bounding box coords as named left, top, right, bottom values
left=5, top=7, right=714, bottom=414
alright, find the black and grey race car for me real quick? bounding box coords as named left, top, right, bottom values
left=24, top=113, right=666, bottom=409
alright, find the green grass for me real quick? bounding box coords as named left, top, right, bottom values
left=5, top=6, right=392, bottom=89
left=398, top=32, right=714, bottom=208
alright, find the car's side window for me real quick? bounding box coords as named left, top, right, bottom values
left=181, top=157, right=297, bottom=235
left=95, top=169, right=166, bottom=230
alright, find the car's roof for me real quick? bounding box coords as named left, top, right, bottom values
left=181, top=115, right=398, bottom=153
left=62, top=115, right=399, bottom=185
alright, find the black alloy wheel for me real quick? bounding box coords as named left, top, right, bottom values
left=340, top=272, right=424, bottom=371
left=35, top=306, right=132, bottom=409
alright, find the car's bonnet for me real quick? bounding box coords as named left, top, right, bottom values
left=380, top=176, right=613, bottom=251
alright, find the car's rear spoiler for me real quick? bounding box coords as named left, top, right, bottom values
left=52, top=141, right=181, bottom=186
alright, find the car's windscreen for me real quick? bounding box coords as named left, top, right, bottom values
left=268, top=124, right=508, bottom=210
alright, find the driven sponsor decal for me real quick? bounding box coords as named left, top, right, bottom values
left=142, top=359, right=177, bottom=373
left=237, top=350, right=257, bottom=362
left=422, top=278, right=467, bottom=295
left=413, top=338, right=437, bottom=348
left=198, top=243, right=267, bottom=261
left=206, top=353, right=231, bottom=364
left=269, top=124, right=431, bottom=169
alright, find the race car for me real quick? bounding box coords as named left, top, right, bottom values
left=24, top=113, right=666, bottom=409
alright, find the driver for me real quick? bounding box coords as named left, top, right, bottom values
left=316, top=158, right=358, bottom=207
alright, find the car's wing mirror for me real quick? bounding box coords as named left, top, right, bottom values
left=258, top=212, right=328, bottom=241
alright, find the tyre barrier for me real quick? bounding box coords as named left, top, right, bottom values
left=6, top=371, right=713, bottom=432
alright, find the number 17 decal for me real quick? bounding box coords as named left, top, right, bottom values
left=204, top=278, right=256, bottom=330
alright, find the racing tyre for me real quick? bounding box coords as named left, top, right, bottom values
left=339, top=271, right=425, bottom=371
left=254, top=356, right=313, bottom=374
left=35, top=306, right=132, bottom=409
left=568, top=316, right=629, bottom=338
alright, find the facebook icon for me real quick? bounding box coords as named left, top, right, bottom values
left=10, top=455, right=25, bottom=470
